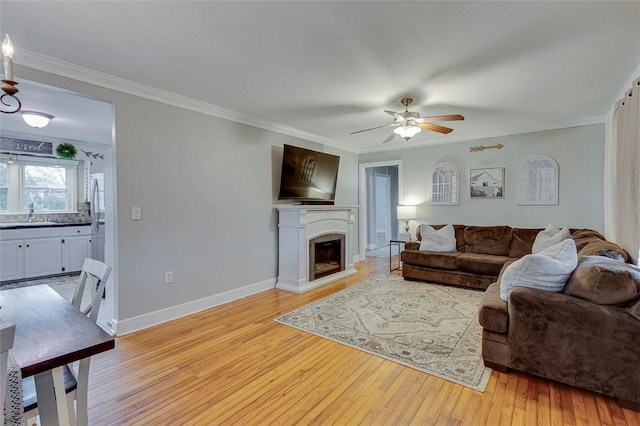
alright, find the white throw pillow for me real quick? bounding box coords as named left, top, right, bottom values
left=532, top=223, right=571, bottom=253
left=419, top=224, right=456, bottom=252
left=499, top=238, right=578, bottom=301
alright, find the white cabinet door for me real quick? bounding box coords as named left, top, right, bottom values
left=0, top=240, right=25, bottom=281
left=24, top=237, right=63, bottom=278
left=64, top=235, right=91, bottom=273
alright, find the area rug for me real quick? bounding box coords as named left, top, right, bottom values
left=275, top=274, right=491, bottom=391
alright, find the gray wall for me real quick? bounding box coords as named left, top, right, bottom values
left=359, top=124, right=605, bottom=235
left=15, top=65, right=359, bottom=324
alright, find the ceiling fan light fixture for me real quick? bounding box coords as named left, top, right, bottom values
left=394, top=125, right=421, bottom=140
left=21, top=111, right=54, bottom=128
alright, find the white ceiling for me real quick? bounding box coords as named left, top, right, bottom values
left=1, top=1, right=639, bottom=153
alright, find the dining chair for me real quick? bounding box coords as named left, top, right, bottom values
left=22, top=258, right=112, bottom=426
left=1, top=322, right=16, bottom=426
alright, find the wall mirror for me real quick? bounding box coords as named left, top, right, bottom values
left=519, top=155, right=559, bottom=205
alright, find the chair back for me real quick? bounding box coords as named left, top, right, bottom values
left=1, top=322, right=16, bottom=426
left=71, top=258, right=112, bottom=323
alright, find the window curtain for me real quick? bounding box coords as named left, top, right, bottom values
left=614, top=78, right=640, bottom=264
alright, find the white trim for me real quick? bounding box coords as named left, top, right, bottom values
left=114, top=278, right=276, bottom=336
left=15, top=49, right=359, bottom=154
left=15, top=49, right=609, bottom=156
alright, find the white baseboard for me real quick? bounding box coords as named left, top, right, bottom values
left=115, top=278, right=276, bottom=336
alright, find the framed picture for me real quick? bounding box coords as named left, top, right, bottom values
left=470, top=167, right=504, bottom=199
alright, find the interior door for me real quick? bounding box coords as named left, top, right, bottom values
left=374, top=173, right=391, bottom=248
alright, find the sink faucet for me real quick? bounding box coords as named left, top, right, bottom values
left=28, top=201, right=35, bottom=222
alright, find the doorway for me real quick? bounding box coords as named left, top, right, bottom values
left=359, top=162, right=401, bottom=258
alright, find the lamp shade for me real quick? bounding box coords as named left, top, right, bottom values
left=21, top=111, right=54, bottom=128
left=397, top=205, right=417, bottom=220
left=393, top=125, right=421, bottom=140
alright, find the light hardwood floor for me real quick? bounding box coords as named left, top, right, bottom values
left=87, top=257, right=640, bottom=425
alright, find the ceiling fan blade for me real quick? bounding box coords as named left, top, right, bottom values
left=421, top=114, right=465, bottom=122
left=418, top=122, right=454, bottom=134
left=384, top=110, right=399, bottom=116
left=382, top=132, right=396, bottom=144
left=351, top=122, right=399, bottom=135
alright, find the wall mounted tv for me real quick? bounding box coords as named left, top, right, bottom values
left=278, top=144, right=340, bottom=205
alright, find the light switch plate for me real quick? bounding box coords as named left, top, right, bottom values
left=132, top=207, right=142, bottom=220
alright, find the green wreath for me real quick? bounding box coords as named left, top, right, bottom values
left=56, top=143, right=77, bottom=159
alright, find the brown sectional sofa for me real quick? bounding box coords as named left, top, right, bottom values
left=479, top=257, right=640, bottom=410
left=401, top=224, right=640, bottom=410
left=401, top=225, right=628, bottom=290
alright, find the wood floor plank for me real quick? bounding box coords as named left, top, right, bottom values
left=71, top=256, right=640, bottom=426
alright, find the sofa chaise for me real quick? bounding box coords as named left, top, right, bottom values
left=479, top=255, right=640, bottom=410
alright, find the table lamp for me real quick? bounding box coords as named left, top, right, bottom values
left=397, top=205, right=417, bottom=234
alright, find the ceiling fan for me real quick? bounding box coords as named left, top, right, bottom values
left=351, top=97, right=464, bottom=143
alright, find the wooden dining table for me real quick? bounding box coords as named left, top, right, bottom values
left=0, top=284, right=115, bottom=426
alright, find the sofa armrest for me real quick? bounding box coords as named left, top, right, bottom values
left=508, top=287, right=640, bottom=403
left=405, top=241, right=420, bottom=251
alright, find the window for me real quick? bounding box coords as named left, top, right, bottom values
left=23, top=165, right=69, bottom=211
left=0, top=155, right=78, bottom=213
left=432, top=163, right=459, bottom=205
left=519, top=156, right=559, bottom=205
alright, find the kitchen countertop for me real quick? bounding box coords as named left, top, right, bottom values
left=0, top=222, right=92, bottom=230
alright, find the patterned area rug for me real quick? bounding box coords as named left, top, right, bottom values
left=276, top=274, right=491, bottom=391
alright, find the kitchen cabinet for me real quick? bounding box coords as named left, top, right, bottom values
left=63, top=227, right=92, bottom=272
left=24, top=237, right=63, bottom=278
left=0, top=225, right=91, bottom=282
left=0, top=240, right=25, bottom=281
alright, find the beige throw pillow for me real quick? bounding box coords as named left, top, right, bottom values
left=532, top=224, right=571, bottom=254
left=499, top=238, right=578, bottom=301
left=419, top=224, right=456, bottom=252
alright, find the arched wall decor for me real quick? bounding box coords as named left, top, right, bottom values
left=519, top=155, right=559, bottom=205
left=431, top=162, right=459, bottom=205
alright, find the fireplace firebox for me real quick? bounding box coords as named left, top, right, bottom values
left=309, top=233, right=346, bottom=281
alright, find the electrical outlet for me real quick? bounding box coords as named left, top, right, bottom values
left=164, top=271, right=173, bottom=284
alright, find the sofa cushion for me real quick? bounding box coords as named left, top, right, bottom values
left=578, top=240, right=630, bottom=262
left=499, top=239, right=578, bottom=301
left=508, top=228, right=543, bottom=258
left=418, top=224, right=456, bottom=252
left=532, top=224, right=570, bottom=253
left=400, top=250, right=462, bottom=270
left=458, top=253, right=511, bottom=276
left=570, top=229, right=606, bottom=240
left=464, top=226, right=513, bottom=256
left=564, top=256, right=640, bottom=305
left=419, top=224, right=466, bottom=251
left=478, top=282, right=509, bottom=333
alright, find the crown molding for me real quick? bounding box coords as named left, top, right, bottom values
left=15, top=49, right=360, bottom=154
left=358, top=114, right=607, bottom=154
left=15, top=50, right=606, bottom=156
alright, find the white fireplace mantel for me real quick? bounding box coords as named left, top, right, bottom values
left=276, top=205, right=358, bottom=293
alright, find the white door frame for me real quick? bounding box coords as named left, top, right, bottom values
left=373, top=172, right=392, bottom=247
left=359, top=160, right=402, bottom=260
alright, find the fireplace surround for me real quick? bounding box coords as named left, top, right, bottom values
left=276, top=205, right=357, bottom=293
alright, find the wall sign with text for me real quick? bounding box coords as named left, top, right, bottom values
left=0, top=137, right=53, bottom=155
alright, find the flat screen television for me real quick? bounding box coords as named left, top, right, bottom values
left=278, top=144, right=340, bottom=204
